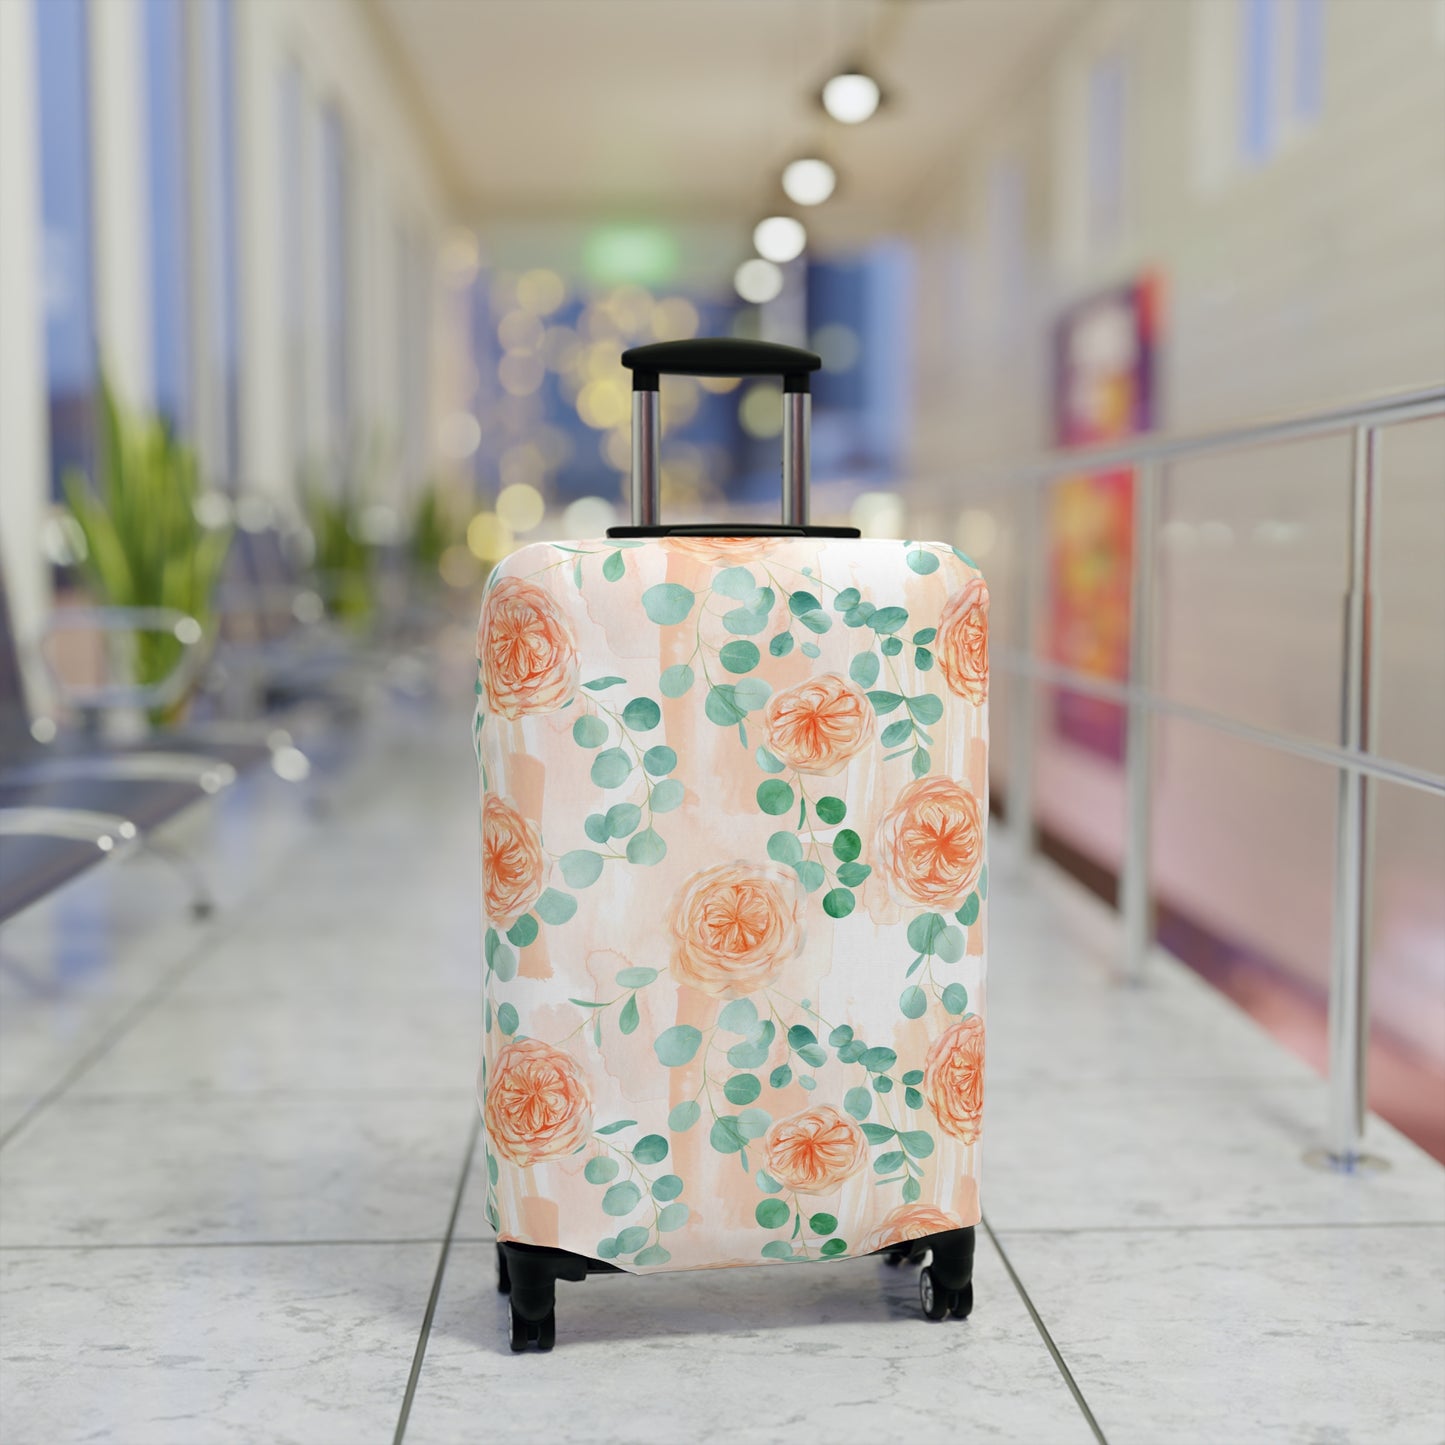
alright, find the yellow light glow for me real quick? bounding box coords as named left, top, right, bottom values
left=577, top=377, right=629, bottom=430
left=497, top=482, right=546, bottom=534
left=498, top=310, right=545, bottom=353
left=580, top=304, right=620, bottom=341
left=651, top=297, right=700, bottom=340
left=609, top=284, right=653, bottom=333
left=699, top=375, right=741, bottom=394
left=467, top=511, right=514, bottom=561
left=739, top=382, right=783, bottom=439
left=498, top=352, right=544, bottom=396
left=517, top=268, right=566, bottom=315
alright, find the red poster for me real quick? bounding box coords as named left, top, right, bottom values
left=1048, top=276, right=1159, bottom=761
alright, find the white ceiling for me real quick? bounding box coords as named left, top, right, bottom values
left=373, top=0, right=1084, bottom=248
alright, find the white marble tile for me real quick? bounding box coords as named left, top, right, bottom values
left=0, top=1242, right=434, bottom=1445
left=985, top=1078, right=1445, bottom=1231
left=0, top=986, right=140, bottom=1099
left=0, top=1095, right=472, bottom=1246
left=0, top=1095, right=35, bottom=1138
left=404, top=1239, right=1099, bottom=1445
left=170, top=913, right=478, bottom=996
left=985, top=952, right=1315, bottom=1086
left=67, top=990, right=480, bottom=1097
left=995, top=1224, right=1445, bottom=1445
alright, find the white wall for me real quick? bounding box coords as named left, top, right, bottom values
left=899, top=0, right=1445, bottom=1060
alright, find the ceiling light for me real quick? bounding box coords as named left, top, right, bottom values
left=781, top=157, right=837, bottom=207
left=821, top=70, right=881, bottom=125
left=734, top=258, right=784, bottom=304
left=753, top=216, right=807, bottom=264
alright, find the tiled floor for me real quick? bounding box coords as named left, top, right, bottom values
left=1, top=698, right=1442, bottom=1445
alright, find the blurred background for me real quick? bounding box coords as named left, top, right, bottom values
left=0, top=0, right=1442, bottom=1158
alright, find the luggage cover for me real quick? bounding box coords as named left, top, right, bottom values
left=475, top=533, right=988, bottom=1272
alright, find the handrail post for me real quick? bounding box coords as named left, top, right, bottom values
left=1009, top=486, right=1040, bottom=857
left=1315, top=425, right=1385, bottom=1172
left=1120, top=460, right=1160, bottom=985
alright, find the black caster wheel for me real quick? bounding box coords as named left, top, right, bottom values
left=496, top=1244, right=511, bottom=1295
left=509, top=1306, right=529, bottom=1352
left=535, top=1310, right=556, bottom=1352
left=949, top=1281, right=974, bottom=1319
left=883, top=1246, right=908, bottom=1268
left=919, top=1266, right=951, bottom=1321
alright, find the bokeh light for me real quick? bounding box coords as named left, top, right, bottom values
left=781, top=157, right=836, bottom=206
left=516, top=268, right=566, bottom=315
left=739, top=381, right=784, bottom=438
left=562, top=495, right=621, bottom=535
left=498, top=352, right=544, bottom=396
left=753, top=216, right=807, bottom=264
left=958, top=507, right=998, bottom=560
left=466, top=511, right=514, bottom=560
left=821, top=72, right=881, bottom=125
left=497, top=482, right=546, bottom=534
left=577, top=377, right=629, bottom=430
left=497, top=310, right=545, bottom=353
left=650, top=296, right=700, bottom=340
left=734, top=258, right=784, bottom=304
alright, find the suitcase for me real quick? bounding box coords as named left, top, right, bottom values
left=475, top=339, right=988, bottom=1351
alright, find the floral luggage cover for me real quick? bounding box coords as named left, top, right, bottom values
left=475, top=534, right=988, bottom=1273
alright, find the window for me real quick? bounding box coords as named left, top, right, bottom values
left=143, top=0, right=192, bottom=435
left=1240, top=0, right=1327, bottom=164
left=278, top=61, right=307, bottom=477
left=1087, top=51, right=1127, bottom=253
left=35, top=0, right=96, bottom=499
left=321, top=103, right=352, bottom=480
left=196, top=0, right=241, bottom=484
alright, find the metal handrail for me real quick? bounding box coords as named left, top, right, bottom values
left=985, top=381, right=1445, bottom=1174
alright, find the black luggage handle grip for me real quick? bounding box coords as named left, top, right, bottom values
left=622, top=339, right=822, bottom=393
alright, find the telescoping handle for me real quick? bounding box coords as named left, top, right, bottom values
left=621, top=339, right=822, bottom=528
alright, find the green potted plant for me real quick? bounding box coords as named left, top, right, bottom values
left=61, top=379, right=232, bottom=726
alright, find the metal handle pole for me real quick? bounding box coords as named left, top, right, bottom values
left=1318, top=425, right=1382, bottom=1172
left=781, top=391, right=810, bottom=526
left=631, top=390, right=661, bottom=527
left=1120, top=460, right=1160, bottom=985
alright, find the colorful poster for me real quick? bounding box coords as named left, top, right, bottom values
left=1048, top=275, right=1159, bottom=761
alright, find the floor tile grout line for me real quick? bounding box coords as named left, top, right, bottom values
left=0, top=1238, right=453, bottom=1252
left=982, top=1214, right=1110, bottom=1445
left=993, top=1219, right=1445, bottom=1236
left=394, top=1114, right=480, bottom=1445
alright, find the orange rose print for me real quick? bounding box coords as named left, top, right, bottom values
left=763, top=1106, right=868, bottom=1193
left=859, top=1203, right=965, bottom=1255
left=763, top=673, right=875, bottom=776
left=935, top=576, right=989, bottom=704
left=663, top=535, right=765, bottom=563
left=477, top=576, right=578, bottom=719
left=875, top=775, right=985, bottom=909
left=482, top=794, right=546, bottom=926
left=669, top=862, right=805, bottom=997
left=923, top=1014, right=985, bottom=1145
left=484, top=1038, right=593, bottom=1166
